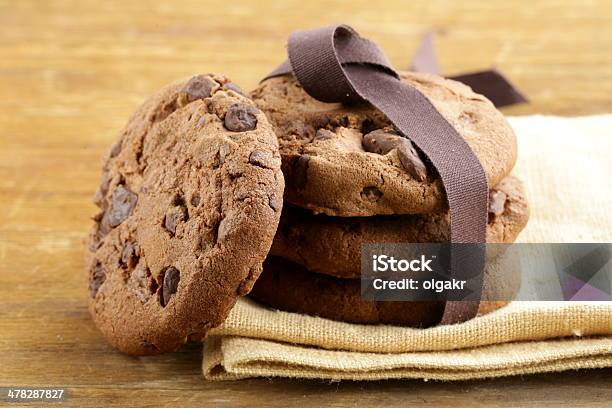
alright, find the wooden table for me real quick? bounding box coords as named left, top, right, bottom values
left=1, top=1, right=611, bottom=406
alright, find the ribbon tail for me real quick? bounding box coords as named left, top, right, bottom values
left=409, top=31, right=441, bottom=74
left=449, top=69, right=529, bottom=108
left=409, top=32, right=528, bottom=108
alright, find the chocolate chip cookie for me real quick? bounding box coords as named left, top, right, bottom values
left=271, top=175, right=528, bottom=278
left=85, top=74, right=284, bottom=355
left=250, top=257, right=515, bottom=327
left=252, top=71, right=517, bottom=216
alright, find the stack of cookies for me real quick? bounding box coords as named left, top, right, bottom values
left=248, top=71, right=530, bottom=328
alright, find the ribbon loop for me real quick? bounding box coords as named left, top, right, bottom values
left=288, top=26, right=358, bottom=103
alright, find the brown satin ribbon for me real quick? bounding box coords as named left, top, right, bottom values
left=266, top=25, right=487, bottom=325
left=410, top=32, right=528, bottom=108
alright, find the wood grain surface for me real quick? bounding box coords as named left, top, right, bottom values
left=1, top=0, right=611, bottom=406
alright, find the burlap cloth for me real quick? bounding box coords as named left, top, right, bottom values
left=203, top=115, right=612, bottom=381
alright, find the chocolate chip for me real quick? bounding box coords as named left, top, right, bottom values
left=104, top=185, right=138, bottom=228
left=362, top=130, right=402, bottom=154
left=224, top=82, right=245, bottom=96
left=109, top=141, right=122, bottom=158
left=164, top=205, right=187, bottom=236
left=488, top=190, right=507, bottom=216
left=182, top=75, right=215, bottom=102
left=89, top=262, right=106, bottom=298
left=293, top=155, right=310, bottom=190
left=121, top=242, right=140, bottom=270
left=248, top=150, right=272, bottom=168
left=224, top=103, right=259, bottom=132
left=363, top=130, right=427, bottom=181
left=397, top=142, right=427, bottom=182
left=313, top=129, right=334, bottom=141
left=360, top=186, right=383, bottom=202
left=161, top=267, right=180, bottom=307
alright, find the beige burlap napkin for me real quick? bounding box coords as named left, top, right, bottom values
left=204, top=115, right=612, bottom=381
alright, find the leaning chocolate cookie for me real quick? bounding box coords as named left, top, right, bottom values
left=250, top=257, right=516, bottom=327
left=85, top=74, right=284, bottom=355
left=252, top=71, right=517, bottom=216
left=271, top=175, right=529, bottom=278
